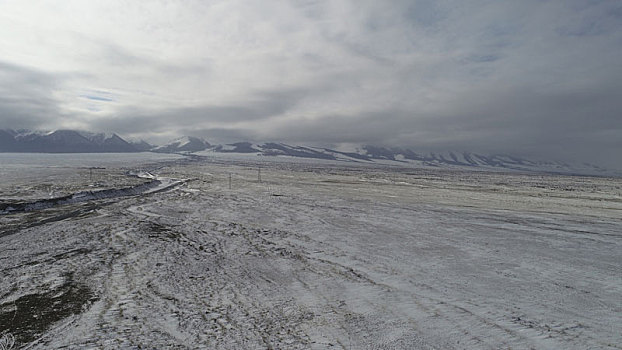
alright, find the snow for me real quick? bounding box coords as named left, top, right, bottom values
left=222, top=144, right=238, bottom=151
left=332, top=143, right=365, bottom=154
left=175, top=137, right=192, bottom=148
left=153, top=137, right=193, bottom=151
left=0, top=154, right=621, bottom=349
left=77, top=131, right=115, bottom=140
left=452, top=152, right=469, bottom=164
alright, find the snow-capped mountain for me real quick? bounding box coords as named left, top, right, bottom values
left=0, top=129, right=137, bottom=153
left=192, top=142, right=612, bottom=176
left=79, top=131, right=139, bottom=152
left=152, top=136, right=210, bottom=153
left=128, top=139, right=154, bottom=152
left=211, top=142, right=261, bottom=153
left=348, top=146, right=610, bottom=175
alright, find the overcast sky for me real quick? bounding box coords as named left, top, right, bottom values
left=0, top=0, right=620, bottom=167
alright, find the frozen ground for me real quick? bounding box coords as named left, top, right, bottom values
left=1, top=154, right=621, bottom=349
left=0, top=153, right=184, bottom=201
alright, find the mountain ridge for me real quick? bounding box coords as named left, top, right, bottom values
left=0, top=129, right=137, bottom=153
left=0, top=129, right=615, bottom=176
left=157, top=138, right=614, bottom=176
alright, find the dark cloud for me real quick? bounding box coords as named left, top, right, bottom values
left=259, top=76, right=622, bottom=168
left=87, top=87, right=311, bottom=139
left=0, top=61, right=63, bottom=130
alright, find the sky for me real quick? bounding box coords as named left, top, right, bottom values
left=0, top=0, right=621, bottom=167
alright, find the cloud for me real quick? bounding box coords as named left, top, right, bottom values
left=0, top=61, right=64, bottom=129
left=0, top=0, right=620, bottom=168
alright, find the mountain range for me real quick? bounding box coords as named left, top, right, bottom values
left=0, top=129, right=613, bottom=176
left=150, top=136, right=611, bottom=176
left=0, top=129, right=139, bottom=153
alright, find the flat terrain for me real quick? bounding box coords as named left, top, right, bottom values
left=1, top=155, right=621, bottom=349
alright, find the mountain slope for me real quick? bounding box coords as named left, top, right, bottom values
left=152, top=136, right=210, bottom=153
left=0, top=129, right=18, bottom=151
left=195, top=143, right=613, bottom=176
left=80, top=132, right=137, bottom=152
left=128, top=140, right=154, bottom=152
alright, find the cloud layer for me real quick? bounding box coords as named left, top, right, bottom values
left=0, top=0, right=621, bottom=167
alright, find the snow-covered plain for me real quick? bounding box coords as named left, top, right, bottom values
left=1, top=154, right=621, bottom=349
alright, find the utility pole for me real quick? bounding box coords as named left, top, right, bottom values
left=258, top=167, right=261, bottom=183
left=229, top=173, right=232, bottom=190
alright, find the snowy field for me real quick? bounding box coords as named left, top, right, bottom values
left=1, top=153, right=621, bottom=349
left=0, top=153, right=184, bottom=202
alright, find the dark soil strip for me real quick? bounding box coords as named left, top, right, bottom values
left=0, top=179, right=161, bottom=214
left=0, top=274, right=97, bottom=346
left=0, top=203, right=103, bottom=239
